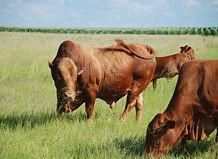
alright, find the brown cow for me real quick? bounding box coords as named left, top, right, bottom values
left=153, top=45, right=195, bottom=88
left=145, top=60, right=218, bottom=156
left=49, top=39, right=156, bottom=121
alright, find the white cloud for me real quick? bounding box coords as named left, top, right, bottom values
left=26, top=5, right=51, bottom=18
left=112, top=0, right=151, bottom=13
left=156, top=0, right=169, bottom=5
left=184, top=0, right=218, bottom=8
left=214, top=0, right=218, bottom=5
left=185, top=0, right=200, bottom=8
left=163, top=11, right=174, bottom=17
left=154, top=0, right=173, bottom=17
left=1, top=0, right=65, bottom=19
left=48, top=0, right=65, bottom=5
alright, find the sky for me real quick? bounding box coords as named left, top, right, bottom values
left=0, top=0, right=218, bottom=28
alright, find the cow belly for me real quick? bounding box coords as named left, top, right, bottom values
left=98, top=93, right=127, bottom=105
left=98, top=76, right=133, bottom=104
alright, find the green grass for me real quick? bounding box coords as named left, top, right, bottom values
left=0, top=32, right=218, bottom=159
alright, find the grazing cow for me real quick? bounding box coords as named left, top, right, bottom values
left=49, top=39, right=156, bottom=121
left=145, top=60, right=218, bottom=156
left=153, top=45, right=195, bottom=88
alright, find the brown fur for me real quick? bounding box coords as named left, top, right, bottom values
left=49, top=39, right=156, bottom=121
left=152, top=45, right=195, bottom=88
left=145, top=60, right=218, bottom=156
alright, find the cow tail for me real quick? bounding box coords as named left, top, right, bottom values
left=152, top=80, right=157, bottom=89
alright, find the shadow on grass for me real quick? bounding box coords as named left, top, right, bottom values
left=63, top=108, right=105, bottom=122
left=63, top=111, right=87, bottom=122
left=114, top=136, right=217, bottom=158
left=114, top=136, right=145, bottom=157
left=0, top=112, right=55, bottom=130
left=0, top=111, right=88, bottom=130
left=171, top=140, right=217, bottom=157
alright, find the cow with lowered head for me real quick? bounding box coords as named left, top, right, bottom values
left=49, top=39, right=156, bottom=121
left=152, top=45, right=195, bottom=88
left=145, top=60, right=218, bottom=156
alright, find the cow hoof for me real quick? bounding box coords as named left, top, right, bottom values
left=86, top=118, right=94, bottom=123
left=136, top=118, right=142, bottom=122
left=120, top=116, right=126, bottom=122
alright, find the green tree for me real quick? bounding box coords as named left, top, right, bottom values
left=188, top=28, right=195, bottom=34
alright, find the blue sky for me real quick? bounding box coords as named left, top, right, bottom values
left=0, top=0, right=218, bottom=27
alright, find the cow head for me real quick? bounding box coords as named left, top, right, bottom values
left=180, top=45, right=195, bottom=60
left=175, top=45, right=195, bottom=73
left=49, top=57, right=84, bottom=114
left=145, top=113, right=185, bottom=156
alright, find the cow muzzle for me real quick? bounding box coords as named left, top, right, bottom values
left=64, top=90, right=76, bottom=101
left=56, top=100, right=72, bottom=114
left=56, top=89, right=83, bottom=114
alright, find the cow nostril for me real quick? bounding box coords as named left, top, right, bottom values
left=63, top=105, right=72, bottom=113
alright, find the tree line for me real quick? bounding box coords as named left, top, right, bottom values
left=0, top=26, right=218, bottom=35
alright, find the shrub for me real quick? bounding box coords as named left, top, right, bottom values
left=209, top=28, right=217, bottom=35
left=174, top=29, right=181, bottom=35
left=168, top=29, right=174, bottom=34
left=188, top=28, right=195, bottom=34
left=203, top=28, right=211, bottom=36
left=195, top=28, right=202, bottom=35
left=155, top=29, right=162, bottom=34
left=1, top=26, right=218, bottom=35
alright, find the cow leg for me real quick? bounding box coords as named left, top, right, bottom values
left=85, top=94, right=96, bottom=120
left=120, top=93, right=137, bottom=120
left=134, top=80, right=151, bottom=121
left=85, top=87, right=97, bottom=120
left=135, top=93, right=143, bottom=121
left=121, top=78, right=151, bottom=121
left=85, top=102, right=95, bottom=120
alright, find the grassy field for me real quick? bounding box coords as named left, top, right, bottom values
left=0, top=32, right=218, bottom=159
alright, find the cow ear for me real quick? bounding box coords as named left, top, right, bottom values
left=158, top=114, right=168, bottom=127
left=159, top=114, right=175, bottom=129
left=159, top=114, right=165, bottom=124
left=77, top=69, right=84, bottom=76
left=48, top=61, right=53, bottom=68
left=186, top=46, right=192, bottom=52
left=180, top=46, right=185, bottom=53
left=146, top=45, right=155, bottom=55
left=181, top=46, right=191, bottom=54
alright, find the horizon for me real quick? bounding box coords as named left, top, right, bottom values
left=0, top=0, right=218, bottom=28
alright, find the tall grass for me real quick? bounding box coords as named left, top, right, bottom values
left=0, top=32, right=217, bottom=158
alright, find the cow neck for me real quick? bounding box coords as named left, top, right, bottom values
left=165, top=100, right=193, bottom=124
left=154, top=56, right=168, bottom=80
